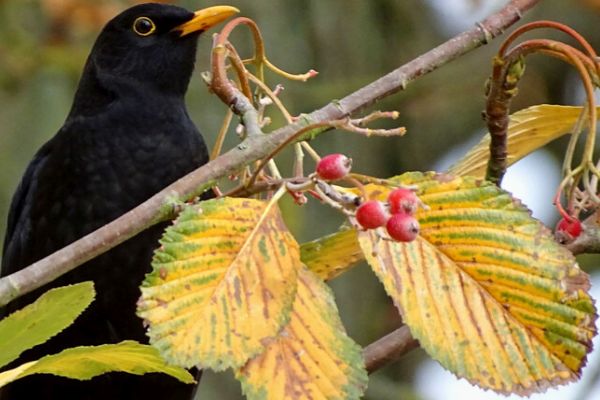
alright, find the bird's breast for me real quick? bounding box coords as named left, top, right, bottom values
left=37, top=100, right=207, bottom=236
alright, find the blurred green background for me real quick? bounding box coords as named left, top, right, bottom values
left=2, top=0, right=600, bottom=399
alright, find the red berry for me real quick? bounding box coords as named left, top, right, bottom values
left=386, top=213, right=420, bottom=242
left=356, top=200, right=390, bottom=229
left=388, top=188, right=418, bottom=215
left=316, top=154, right=352, bottom=181
left=556, top=217, right=582, bottom=238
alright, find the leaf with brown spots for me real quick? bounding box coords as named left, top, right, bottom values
left=358, top=172, right=597, bottom=395
left=237, top=267, right=367, bottom=400
left=137, top=197, right=300, bottom=371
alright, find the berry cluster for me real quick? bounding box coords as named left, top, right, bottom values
left=356, top=188, right=420, bottom=242
left=314, top=154, right=420, bottom=242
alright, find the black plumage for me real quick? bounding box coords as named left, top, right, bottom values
left=0, top=3, right=237, bottom=399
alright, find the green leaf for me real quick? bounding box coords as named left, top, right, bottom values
left=237, top=267, right=367, bottom=400
left=358, top=172, right=597, bottom=395
left=0, top=282, right=95, bottom=368
left=0, top=341, right=194, bottom=388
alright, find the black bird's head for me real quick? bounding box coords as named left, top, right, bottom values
left=72, top=3, right=238, bottom=113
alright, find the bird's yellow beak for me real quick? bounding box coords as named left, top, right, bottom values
left=174, top=5, right=239, bottom=36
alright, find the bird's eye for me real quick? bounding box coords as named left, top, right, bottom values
left=133, top=17, right=156, bottom=36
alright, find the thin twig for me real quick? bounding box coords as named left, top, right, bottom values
left=225, top=179, right=286, bottom=198
left=336, top=117, right=406, bottom=137
left=224, top=43, right=253, bottom=100
left=247, top=112, right=406, bottom=187
left=301, top=142, right=321, bottom=162
left=210, top=109, right=234, bottom=160
left=246, top=121, right=332, bottom=188
left=246, top=74, right=294, bottom=122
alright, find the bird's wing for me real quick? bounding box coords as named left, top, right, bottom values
left=1, top=140, right=53, bottom=276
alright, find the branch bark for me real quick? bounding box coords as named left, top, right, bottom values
left=364, top=325, right=420, bottom=374
left=566, top=210, right=600, bottom=255
left=0, top=0, right=541, bottom=312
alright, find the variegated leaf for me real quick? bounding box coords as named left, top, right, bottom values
left=238, top=267, right=367, bottom=400
left=358, top=171, right=596, bottom=395
left=137, top=198, right=300, bottom=370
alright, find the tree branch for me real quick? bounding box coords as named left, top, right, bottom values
left=0, top=0, right=541, bottom=307
left=364, top=325, right=420, bottom=374
left=565, top=209, right=600, bottom=255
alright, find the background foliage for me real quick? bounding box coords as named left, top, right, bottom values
left=2, top=0, right=600, bottom=398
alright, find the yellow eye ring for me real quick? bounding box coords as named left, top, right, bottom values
left=133, top=17, right=156, bottom=36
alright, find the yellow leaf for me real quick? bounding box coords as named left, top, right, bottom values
left=358, top=172, right=597, bottom=395
left=0, top=361, right=35, bottom=388
left=237, top=267, right=367, bottom=400
left=137, top=197, right=301, bottom=370
left=449, top=105, right=593, bottom=178
left=0, top=341, right=193, bottom=388
left=301, top=229, right=363, bottom=280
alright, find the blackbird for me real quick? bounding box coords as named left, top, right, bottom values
left=0, top=3, right=237, bottom=399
